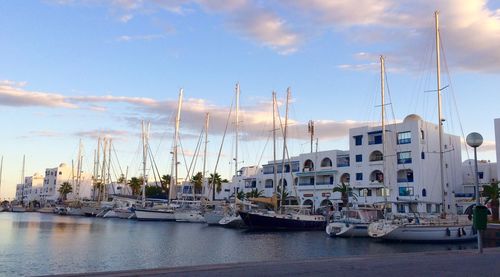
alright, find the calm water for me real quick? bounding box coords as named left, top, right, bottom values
left=0, top=212, right=477, bottom=276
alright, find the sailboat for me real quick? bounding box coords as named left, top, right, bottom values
left=326, top=56, right=389, bottom=238
left=367, top=11, right=476, bottom=242
left=238, top=89, right=326, bottom=231
left=134, top=111, right=178, bottom=221
left=208, top=83, right=247, bottom=227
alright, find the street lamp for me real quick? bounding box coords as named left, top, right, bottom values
left=466, top=132, right=483, bottom=254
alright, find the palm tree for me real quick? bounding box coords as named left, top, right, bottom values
left=191, top=172, right=203, bottom=194
left=58, top=182, right=73, bottom=201
left=276, top=185, right=289, bottom=207
left=236, top=190, right=246, bottom=200
left=208, top=173, right=223, bottom=193
left=129, top=177, right=142, bottom=196
left=160, top=174, right=171, bottom=193
left=333, top=182, right=356, bottom=208
left=482, top=182, right=499, bottom=221
left=246, top=188, right=264, bottom=199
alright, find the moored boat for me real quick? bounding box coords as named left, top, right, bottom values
left=239, top=208, right=325, bottom=231
left=326, top=208, right=383, bottom=237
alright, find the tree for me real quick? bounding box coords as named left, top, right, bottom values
left=482, top=182, right=499, bottom=221
left=191, top=172, right=203, bottom=194
left=117, top=174, right=126, bottom=184
left=236, top=190, right=246, bottom=200
left=145, top=185, right=164, bottom=199
left=246, top=188, right=264, bottom=199
left=208, top=173, right=223, bottom=193
left=161, top=174, right=171, bottom=191
left=277, top=185, right=289, bottom=207
left=333, top=182, right=356, bottom=208
left=129, top=177, right=142, bottom=196
left=58, top=182, right=73, bottom=201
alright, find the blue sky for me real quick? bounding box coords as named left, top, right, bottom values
left=1, top=0, right=499, bottom=199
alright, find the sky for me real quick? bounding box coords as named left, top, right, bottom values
left=1, top=0, right=499, bottom=199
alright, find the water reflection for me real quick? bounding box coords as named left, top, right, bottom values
left=0, top=213, right=478, bottom=276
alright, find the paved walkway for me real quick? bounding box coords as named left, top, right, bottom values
left=58, top=247, right=500, bottom=277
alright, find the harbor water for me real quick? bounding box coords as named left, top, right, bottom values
left=0, top=213, right=477, bottom=276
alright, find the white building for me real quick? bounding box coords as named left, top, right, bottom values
left=224, top=114, right=463, bottom=215
left=15, top=173, right=44, bottom=203
left=41, top=163, right=73, bottom=202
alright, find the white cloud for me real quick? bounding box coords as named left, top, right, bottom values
left=0, top=81, right=77, bottom=108
left=116, top=34, right=165, bottom=42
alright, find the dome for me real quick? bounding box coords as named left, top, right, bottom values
left=403, top=114, right=422, bottom=122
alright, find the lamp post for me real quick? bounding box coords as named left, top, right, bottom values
left=466, top=132, right=483, bottom=254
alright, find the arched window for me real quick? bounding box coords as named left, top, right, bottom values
left=303, top=199, right=314, bottom=207
left=340, top=173, right=350, bottom=184
left=279, top=178, right=288, bottom=188
left=303, top=159, right=314, bottom=171
left=320, top=199, right=333, bottom=207
left=422, top=189, right=427, bottom=197
left=369, top=151, right=383, bottom=162
left=369, top=170, right=384, bottom=182
left=320, top=157, right=332, bottom=167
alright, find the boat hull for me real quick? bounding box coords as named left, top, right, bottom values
left=204, top=212, right=224, bottom=225
left=219, top=215, right=246, bottom=229
left=369, top=222, right=477, bottom=242
left=239, top=211, right=326, bottom=231
left=135, top=208, right=175, bottom=221
left=175, top=210, right=206, bottom=223
left=326, top=222, right=369, bottom=237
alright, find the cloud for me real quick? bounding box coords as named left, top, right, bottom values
left=116, top=34, right=165, bottom=42
left=17, top=130, right=65, bottom=139
left=0, top=80, right=78, bottom=108
left=74, top=129, right=130, bottom=140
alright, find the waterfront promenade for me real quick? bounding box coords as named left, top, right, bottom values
left=60, top=247, right=500, bottom=277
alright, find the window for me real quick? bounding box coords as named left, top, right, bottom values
left=369, top=151, right=383, bottom=162
left=337, top=155, right=350, bottom=167
left=478, top=172, right=484, bottom=179
left=422, top=189, right=427, bottom=197
left=265, top=179, right=273, bottom=188
left=320, top=158, right=332, bottom=167
left=59, top=171, right=62, bottom=175
left=356, top=173, right=363, bottom=181
left=355, top=154, right=362, bottom=162
left=398, top=186, right=414, bottom=196
left=354, top=135, right=363, bottom=146
left=421, top=130, right=425, bottom=140
left=368, top=133, right=383, bottom=145
left=421, top=152, right=425, bottom=159
left=397, top=204, right=406, bottom=213
left=397, top=151, right=412, bottom=164
left=397, top=131, right=411, bottom=144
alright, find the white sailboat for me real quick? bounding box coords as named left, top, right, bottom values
left=326, top=56, right=389, bottom=238
left=134, top=117, right=177, bottom=221
left=368, top=11, right=476, bottom=242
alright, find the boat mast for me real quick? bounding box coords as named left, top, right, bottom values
left=171, top=89, right=184, bottom=201
left=107, top=138, right=112, bottom=196
left=96, top=137, right=101, bottom=202
left=380, top=55, right=389, bottom=217
left=75, top=139, right=83, bottom=200
left=141, top=121, right=148, bottom=208
left=435, top=11, right=447, bottom=215
left=280, top=88, right=291, bottom=210
left=272, top=91, right=278, bottom=210
left=21, top=154, right=25, bottom=205
left=235, top=83, right=240, bottom=178
left=202, top=113, right=210, bottom=199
